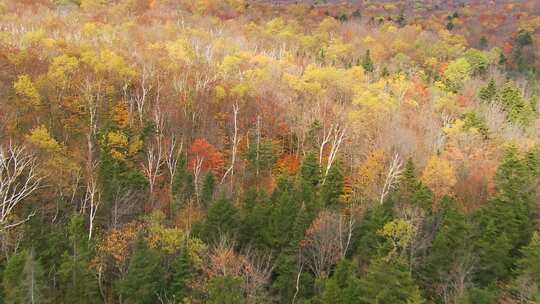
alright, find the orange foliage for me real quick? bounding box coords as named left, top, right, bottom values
left=188, top=138, right=224, bottom=175
left=276, top=153, right=300, bottom=175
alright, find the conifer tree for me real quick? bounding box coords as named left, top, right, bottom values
left=201, top=171, right=216, bottom=208
left=320, top=163, right=344, bottom=207
left=119, top=232, right=164, bottom=304
left=361, top=256, right=425, bottom=304
left=58, top=215, right=99, bottom=303
left=511, top=232, right=540, bottom=302
left=3, top=250, right=28, bottom=303
left=202, top=195, right=239, bottom=242
left=169, top=248, right=193, bottom=302
left=361, top=49, right=374, bottom=72
left=479, top=79, right=497, bottom=102
left=207, top=275, right=245, bottom=304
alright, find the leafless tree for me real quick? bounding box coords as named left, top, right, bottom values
left=301, top=210, right=355, bottom=279
left=83, top=169, right=101, bottom=241
left=221, top=102, right=240, bottom=186
left=379, top=152, right=403, bottom=205
left=319, top=124, right=346, bottom=184
left=0, top=143, right=41, bottom=231
left=143, top=108, right=165, bottom=201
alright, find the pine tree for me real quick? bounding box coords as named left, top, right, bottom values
left=475, top=148, right=533, bottom=285
left=398, top=159, right=432, bottom=211
left=119, top=232, right=164, bottom=304
left=320, top=163, right=344, bottom=207
left=3, top=250, right=28, bottom=303
left=361, top=256, right=425, bottom=304
left=239, top=188, right=270, bottom=249
left=58, top=215, right=100, bottom=303
left=361, top=49, right=374, bottom=73
left=21, top=249, right=45, bottom=304
left=172, top=153, right=194, bottom=212
left=479, top=79, right=497, bottom=102
left=511, top=232, right=540, bottom=302
left=202, top=195, right=239, bottom=242
left=201, top=171, right=216, bottom=208
left=321, top=278, right=343, bottom=304
left=423, top=196, right=474, bottom=302
left=207, top=275, right=245, bottom=304
left=169, top=248, right=193, bottom=302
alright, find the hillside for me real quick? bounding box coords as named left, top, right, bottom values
left=0, top=0, right=539, bottom=303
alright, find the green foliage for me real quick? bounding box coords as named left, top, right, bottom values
left=207, top=275, right=245, bottom=304
left=479, top=79, right=497, bottom=102
left=360, top=256, right=425, bottom=304
left=3, top=250, right=28, bottom=303
left=474, top=148, right=534, bottom=286
left=464, top=48, right=489, bottom=74
left=496, top=82, right=535, bottom=126
left=361, top=49, right=374, bottom=73
left=201, top=171, right=216, bottom=208
left=58, top=215, right=99, bottom=304
left=119, top=232, right=164, bottom=304
left=320, top=162, right=344, bottom=207
left=462, top=111, right=488, bottom=137
left=201, top=196, right=239, bottom=242
left=443, top=57, right=471, bottom=92
left=169, top=248, right=193, bottom=303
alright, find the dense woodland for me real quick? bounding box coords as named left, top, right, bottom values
left=0, top=0, right=540, bottom=303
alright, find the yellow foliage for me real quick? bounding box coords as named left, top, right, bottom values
left=48, top=55, right=79, bottom=86
left=14, top=75, right=40, bottom=106
left=166, top=37, right=194, bottom=65
left=22, top=29, right=45, bottom=46
left=112, top=103, right=129, bottom=128
left=26, top=125, right=62, bottom=152
left=107, top=131, right=129, bottom=160
left=421, top=155, right=457, bottom=199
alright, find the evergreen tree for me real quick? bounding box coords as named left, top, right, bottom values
left=474, top=148, right=533, bottom=285
left=398, top=159, right=432, bottom=211
left=239, top=188, right=270, bottom=249
left=119, top=232, right=164, bottom=304
left=479, top=79, right=497, bottom=102
left=200, top=171, right=216, bottom=208
left=360, top=256, right=425, bottom=304
left=172, top=153, right=194, bottom=211
left=202, top=195, right=239, bottom=242
left=21, top=249, right=46, bottom=304
left=3, top=250, right=28, bottom=303
left=511, top=232, right=540, bottom=302
left=298, top=152, right=321, bottom=217
left=58, top=215, right=99, bottom=303
left=320, top=163, right=344, bottom=207
left=361, top=50, right=374, bottom=72
left=207, top=275, right=245, bottom=304
left=169, top=248, right=193, bottom=303
left=423, top=197, right=474, bottom=302
left=321, top=278, right=343, bottom=304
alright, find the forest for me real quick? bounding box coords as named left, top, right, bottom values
left=0, top=0, right=539, bottom=303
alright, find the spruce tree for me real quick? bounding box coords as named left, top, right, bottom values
left=475, top=148, right=533, bottom=285
left=479, top=79, right=497, bottom=102
left=202, top=195, right=239, bottom=242
left=207, top=275, right=245, bottom=304
left=361, top=256, right=425, bottom=304
left=511, top=232, right=540, bottom=302
left=119, top=232, right=164, bottom=304
left=320, top=163, right=344, bottom=207
left=3, top=250, right=28, bottom=303
left=169, top=248, right=193, bottom=302
left=361, top=49, right=374, bottom=73
left=201, top=171, right=216, bottom=208
left=21, top=249, right=45, bottom=304
left=58, top=215, right=99, bottom=303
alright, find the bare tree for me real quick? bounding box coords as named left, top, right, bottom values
left=221, top=102, right=240, bottom=186
left=0, top=143, right=41, bottom=231
left=301, top=210, right=354, bottom=279
left=83, top=169, right=101, bottom=241
left=379, top=152, right=403, bottom=205
left=319, top=124, right=346, bottom=184
left=143, top=108, right=165, bottom=202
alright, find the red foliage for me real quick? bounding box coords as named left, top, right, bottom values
left=188, top=138, right=224, bottom=175
left=276, top=153, right=301, bottom=175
